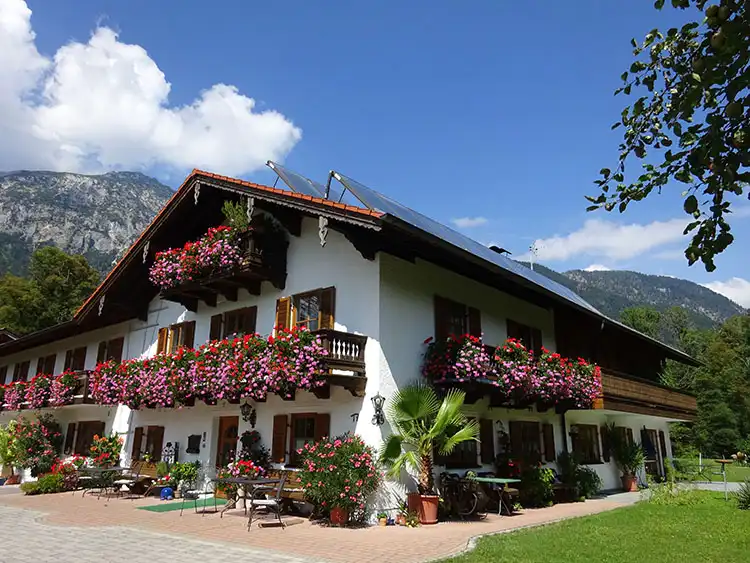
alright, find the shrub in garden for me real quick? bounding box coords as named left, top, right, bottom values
left=20, top=473, right=65, bottom=495
left=519, top=465, right=555, bottom=508
left=556, top=451, right=602, bottom=500
left=736, top=480, right=750, bottom=510
left=299, top=433, right=380, bottom=523
left=8, top=414, right=63, bottom=476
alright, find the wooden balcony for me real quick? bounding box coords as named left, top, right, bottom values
left=594, top=370, right=697, bottom=421
left=313, top=329, right=368, bottom=398
left=160, top=230, right=288, bottom=311
left=69, top=370, right=96, bottom=405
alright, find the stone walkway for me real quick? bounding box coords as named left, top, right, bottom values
left=0, top=487, right=636, bottom=563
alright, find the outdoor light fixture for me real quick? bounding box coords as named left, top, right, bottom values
left=240, top=401, right=257, bottom=427
left=371, top=392, right=386, bottom=426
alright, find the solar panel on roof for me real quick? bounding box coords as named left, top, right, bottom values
left=267, top=161, right=326, bottom=198
left=331, top=171, right=600, bottom=314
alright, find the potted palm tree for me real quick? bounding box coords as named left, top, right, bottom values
left=379, top=385, right=479, bottom=525
left=613, top=440, right=646, bottom=492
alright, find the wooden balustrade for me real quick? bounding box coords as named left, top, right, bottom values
left=313, top=329, right=368, bottom=398
left=596, top=371, right=697, bottom=420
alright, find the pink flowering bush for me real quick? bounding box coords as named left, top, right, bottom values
left=3, top=381, right=26, bottom=411
left=493, top=338, right=539, bottom=403
left=149, top=226, right=245, bottom=291
left=90, top=328, right=328, bottom=409
left=422, top=334, right=493, bottom=383
left=7, top=414, right=63, bottom=476
left=49, top=370, right=80, bottom=407
left=25, top=374, right=52, bottom=409
left=298, top=433, right=380, bottom=523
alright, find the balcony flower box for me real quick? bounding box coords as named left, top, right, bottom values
left=25, top=374, right=52, bottom=409
left=49, top=370, right=83, bottom=407
left=3, top=381, right=26, bottom=411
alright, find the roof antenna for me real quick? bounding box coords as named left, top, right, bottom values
left=529, top=243, right=539, bottom=271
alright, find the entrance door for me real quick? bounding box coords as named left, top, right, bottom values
left=215, top=416, right=239, bottom=467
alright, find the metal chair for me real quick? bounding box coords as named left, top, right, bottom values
left=180, top=465, right=218, bottom=516
left=247, top=472, right=288, bottom=530
left=112, top=461, right=142, bottom=499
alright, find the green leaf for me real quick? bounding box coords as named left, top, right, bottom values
left=654, top=0, right=665, bottom=8
left=600, top=168, right=611, bottom=178
left=683, top=195, right=698, bottom=214
left=691, top=73, right=702, bottom=83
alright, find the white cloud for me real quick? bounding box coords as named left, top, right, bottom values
left=0, top=0, right=301, bottom=175
left=703, top=278, right=750, bottom=308
left=451, top=217, right=488, bottom=228
left=532, top=218, right=687, bottom=262
left=583, top=264, right=611, bottom=272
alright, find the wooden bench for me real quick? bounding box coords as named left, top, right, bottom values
left=266, top=469, right=305, bottom=501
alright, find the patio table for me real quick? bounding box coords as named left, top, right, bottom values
left=471, top=477, right=521, bottom=515
left=211, top=477, right=280, bottom=517
left=77, top=466, right=128, bottom=499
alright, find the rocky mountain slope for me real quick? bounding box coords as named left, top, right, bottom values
left=0, top=171, right=172, bottom=275
left=522, top=262, right=746, bottom=330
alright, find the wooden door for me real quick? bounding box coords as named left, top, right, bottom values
left=215, top=416, right=239, bottom=468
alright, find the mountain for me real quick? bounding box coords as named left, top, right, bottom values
left=522, top=262, right=746, bottom=330
left=0, top=171, right=172, bottom=275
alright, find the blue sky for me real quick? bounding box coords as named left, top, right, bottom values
left=7, top=0, right=750, bottom=305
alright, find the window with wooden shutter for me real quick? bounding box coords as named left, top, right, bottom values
left=146, top=426, right=165, bottom=461
left=271, top=414, right=288, bottom=463
left=131, top=427, right=144, bottom=460
left=319, top=287, right=335, bottom=330
left=64, top=423, right=77, bottom=455
left=468, top=307, right=482, bottom=337
left=157, top=327, right=168, bottom=354
left=507, top=319, right=543, bottom=355
left=209, top=314, right=223, bottom=341
left=275, top=297, right=292, bottom=332
left=97, top=337, right=124, bottom=364
left=36, top=354, right=56, bottom=375
left=75, top=421, right=106, bottom=456
left=508, top=421, right=542, bottom=464
left=0, top=365, right=7, bottom=385
left=96, top=341, right=107, bottom=364
left=480, top=418, right=495, bottom=464
left=434, top=295, right=473, bottom=340
left=542, top=423, right=556, bottom=462
left=314, top=413, right=331, bottom=442
left=658, top=430, right=668, bottom=462
left=223, top=307, right=257, bottom=338
left=182, top=321, right=195, bottom=348
left=64, top=347, right=87, bottom=371
left=161, top=321, right=197, bottom=353
left=12, top=360, right=30, bottom=382
left=571, top=424, right=601, bottom=464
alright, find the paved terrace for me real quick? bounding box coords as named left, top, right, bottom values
left=0, top=488, right=638, bottom=563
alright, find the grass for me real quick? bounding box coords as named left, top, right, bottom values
left=444, top=493, right=750, bottom=563
left=673, top=459, right=750, bottom=483
left=137, top=497, right=227, bottom=513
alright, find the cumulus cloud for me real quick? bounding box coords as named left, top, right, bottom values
left=703, top=278, right=750, bottom=308
left=451, top=217, right=488, bottom=228
left=0, top=0, right=301, bottom=175
left=583, top=264, right=611, bottom=272
left=532, top=218, right=687, bottom=262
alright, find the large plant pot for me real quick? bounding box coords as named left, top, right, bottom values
left=621, top=474, right=638, bottom=492
left=330, top=506, right=349, bottom=526
left=407, top=492, right=439, bottom=525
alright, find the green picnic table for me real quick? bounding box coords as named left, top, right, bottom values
left=471, top=476, right=522, bottom=515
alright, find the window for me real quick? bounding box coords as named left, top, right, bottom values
left=131, top=426, right=165, bottom=461
left=571, top=424, right=601, bottom=464
left=64, top=347, right=87, bottom=372
left=36, top=354, right=57, bottom=375
left=435, top=417, right=487, bottom=468
left=509, top=421, right=542, bottom=464
left=0, top=365, right=8, bottom=385
left=275, top=288, right=335, bottom=333
left=12, top=360, right=30, bottom=382
left=157, top=321, right=196, bottom=354
left=506, top=319, right=543, bottom=354
left=74, top=421, right=106, bottom=456
left=542, top=423, right=556, bottom=462
left=434, top=296, right=481, bottom=340
left=615, top=426, right=634, bottom=446
left=96, top=337, right=124, bottom=364
left=209, top=307, right=257, bottom=341
left=270, top=412, right=330, bottom=465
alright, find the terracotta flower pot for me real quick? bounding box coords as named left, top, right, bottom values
left=330, top=506, right=349, bottom=526
left=621, top=473, right=638, bottom=492
left=407, top=492, right=439, bottom=525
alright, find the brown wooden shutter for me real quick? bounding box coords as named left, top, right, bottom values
left=531, top=328, right=543, bottom=355
left=434, top=295, right=451, bottom=340
left=601, top=425, right=611, bottom=462
left=626, top=427, right=634, bottom=445
left=156, top=327, right=168, bottom=354
left=107, top=337, right=124, bottom=363
left=209, top=314, right=223, bottom=341
left=542, top=423, right=556, bottom=462
left=148, top=426, right=165, bottom=461
left=0, top=366, right=7, bottom=385
left=275, top=297, right=292, bottom=332
left=271, top=415, right=288, bottom=463
left=18, top=361, right=29, bottom=381
left=64, top=423, right=77, bottom=455
left=96, top=341, right=107, bottom=364
left=64, top=349, right=73, bottom=371
left=314, top=413, right=331, bottom=442
left=43, top=354, right=56, bottom=374
left=131, top=427, right=144, bottom=460
left=658, top=430, right=667, bottom=461
left=594, top=426, right=602, bottom=461
left=243, top=306, right=258, bottom=334
left=72, top=348, right=86, bottom=371
left=320, top=288, right=336, bottom=330
left=509, top=421, right=523, bottom=456
left=182, top=321, right=196, bottom=348
left=36, top=357, right=46, bottom=375
left=468, top=307, right=482, bottom=338
left=479, top=418, right=495, bottom=464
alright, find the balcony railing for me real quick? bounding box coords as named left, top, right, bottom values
left=313, top=329, right=368, bottom=398
left=596, top=371, right=697, bottom=420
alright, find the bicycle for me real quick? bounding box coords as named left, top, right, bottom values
left=439, top=472, right=489, bottom=520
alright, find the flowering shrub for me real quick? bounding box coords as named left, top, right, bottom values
left=422, top=334, right=492, bottom=383
left=298, top=433, right=380, bottom=522
left=422, top=335, right=602, bottom=409
left=149, top=226, right=245, bottom=291
left=48, top=370, right=81, bottom=407
left=3, top=381, right=26, bottom=411
left=25, top=374, right=52, bottom=409
left=217, top=459, right=265, bottom=496
left=7, top=414, right=63, bottom=476
left=90, top=328, right=327, bottom=409
left=89, top=433, right=123, bottom=467
left=51, top=458, right=80, bottom=490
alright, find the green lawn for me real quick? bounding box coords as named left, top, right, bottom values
left=444, top=494, right=750, bottom=563
left=673, top=459, right=750, bottom=483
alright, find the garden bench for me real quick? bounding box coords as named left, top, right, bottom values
left=265, top=469, right=306, bottom=513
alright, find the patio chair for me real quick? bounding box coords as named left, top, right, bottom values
left=180, top=465, right=219, bottom=516
left=112, top=461, right=143, bottom=499
left=247, top=472, right=288, bottom=530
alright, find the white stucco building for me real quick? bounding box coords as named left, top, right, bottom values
left=0, top=166, right=697, bottom=492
